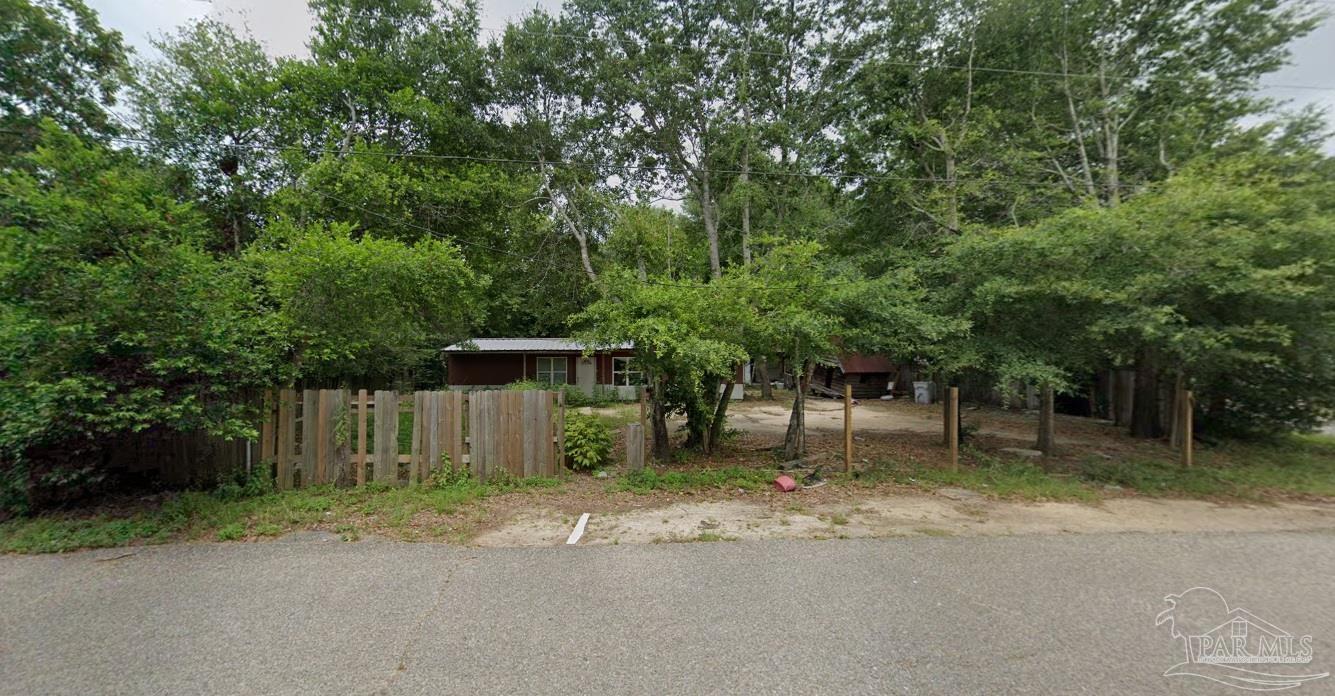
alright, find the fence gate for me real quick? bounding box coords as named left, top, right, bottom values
left=258, top=389, right=564, bottom=490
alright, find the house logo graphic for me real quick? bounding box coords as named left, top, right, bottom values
left=1156, top=587, right=1329, bottom=691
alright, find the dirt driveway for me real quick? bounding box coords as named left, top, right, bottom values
left=689, top=396, right=1114, bottom=448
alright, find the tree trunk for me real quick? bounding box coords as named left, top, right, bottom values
left=1130, top=349, right=1162, bottom=439
left=1036, top=386, right=1056, bottom=456
left=650, top=377, right=671, bottom=461
left=941, top=376, right=951, bottom=445
left=757, top=356, right=772, bottom=400
left=701, top=175, right=722, bottom=280
left=783, top=361, right=815, bottom=459
left=707, top=379, right=734, bottom=452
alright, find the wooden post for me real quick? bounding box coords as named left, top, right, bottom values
left=373, top=390, right=398, bottom=485
left=409, top=391, right=423, bottom=484
left=639, top=385, right=648, bottom=465
left=843, top=383, right=853, bottom=473
left=1181, top=389, right=1194, bottom=468
left=259, top=389, right=275, bottom=467
left=1036, top=385, right=1055, bottom=457
left=625, top=423, right=644, bottom=471
left=276, top=389, right=295, bottom=490
left=948, top=387, right=960, bottom=471
left=556, top=390, right=566, bottom=472
left=356, top=389, right=367, bottom=485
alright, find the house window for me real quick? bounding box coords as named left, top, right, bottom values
left=536, top=356, right=567, bottom=385
left=612, top=357, right=643, bottom=386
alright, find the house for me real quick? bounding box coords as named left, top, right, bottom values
left=811, top=353, right=898, bottom=399
left=442, top=338, right=639, bottom=398
left=442, top=338, right=745, bottom=400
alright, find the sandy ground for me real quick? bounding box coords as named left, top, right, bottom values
left=463, top=397, right=1335, bottom=548
left=659, top=396, right=1116, bottom=448
left=473, top=493, right=1335, bottom=546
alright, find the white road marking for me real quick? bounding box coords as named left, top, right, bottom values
left=566, top=512, right=590, bottom=545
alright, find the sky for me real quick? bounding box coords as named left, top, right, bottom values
left=88, top=0, right=1335, bottom=146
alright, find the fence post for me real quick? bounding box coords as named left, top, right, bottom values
left=276, top=389, right=295, bottom=490
left=1037, top=385, right=1055, bottom=457
left=356, top=389, right=367, bottom=485
left=843, top=383, right=853, bottom=473
left=409, top=391, right=423, bottom=484
left=1181, top=389, right=1194, bottom=468
left=639, top=385, right=648, bottom=464
left=373, top=390, right=398, bottom=485
left=625, top=423, right=644, bottom=471
left=556, top=390, right=566, bottom=472
left=948, top=387, right=960, bottom=471
left=260, top=389, right=275, bottom=471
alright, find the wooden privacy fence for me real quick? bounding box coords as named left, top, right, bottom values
left=258, top=389, right=565, bottom=490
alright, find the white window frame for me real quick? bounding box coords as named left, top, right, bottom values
left=612, top=356, right=643, bottom=386
left=536, top=356, right=567, bottom=385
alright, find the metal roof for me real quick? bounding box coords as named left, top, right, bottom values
left=441, top=338, right=633, bottom=353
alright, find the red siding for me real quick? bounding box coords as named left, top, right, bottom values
left=447, top=349, right=637, bottom=387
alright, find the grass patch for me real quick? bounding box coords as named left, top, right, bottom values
left=616, top=466, right=776, bottom=494
left=0, top=470, right=564, bottom=554
left=860, top=452, right=1099, bottom=502
left=861, top=434, right=1335, bottom=501
left=1079, top=434, right=1335, bottom=499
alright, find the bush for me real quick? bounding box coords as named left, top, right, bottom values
left=505, top=380, right=625, bottom=408
left=563, top=413, right=613, bottom=471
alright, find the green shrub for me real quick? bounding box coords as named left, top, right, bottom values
left=506, top=380, right=624, bottom=408
left=564, top=413, right=613, bottom=471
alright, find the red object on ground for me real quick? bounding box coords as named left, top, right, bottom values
left=773, top=475, right=798, bottom=492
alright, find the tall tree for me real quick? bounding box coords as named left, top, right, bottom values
left=0, top=0, right=129, bottom=156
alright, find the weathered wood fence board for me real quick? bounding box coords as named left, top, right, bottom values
left=257, top=388, right=562, bottom=489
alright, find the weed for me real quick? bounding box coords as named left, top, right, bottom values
left=617, top=466, right=776, bottom=494
left=829, top=513, right=850, bottom=526
left=216, top=523, right=244, bottom=541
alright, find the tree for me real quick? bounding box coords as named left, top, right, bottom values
left=0, top=125, right=282, bottom=510
left=937, top=149, right=1335, bottom=440
left=576, top=270, right=747, bottom=460
left=132, top=19, right=284, bottom=253
left=246, top=221, right=489, bottom=384
left=0, top=0, right=129, bottom=157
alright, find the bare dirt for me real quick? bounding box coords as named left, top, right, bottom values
left=473, top=493, right=1335, bottom=546
left=462, top=397, right=1335, bottom=547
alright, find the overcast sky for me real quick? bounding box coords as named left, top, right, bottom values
left=90, top=0, right=1334, bottom=145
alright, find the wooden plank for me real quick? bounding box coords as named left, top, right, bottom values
left=538, top=391, right=552, bottom=476
left=315, top=389, right=332, bottom=485
left=259, top=389, right=275, bottom=465
left=513, top=391, right=527, bottom=477
left=522, top=390, right=537, bottom=478
left=409, top=391, right=423, bottom=485
left=373, top=390, right=398, bottom=485
left=301, top=389, right=318, bottom=487
left=426, top=391, right=443, bottom=477
left=356, top=389, right=368, bottom=485
left=331, top=389, right=350, bottom=485
left=556, top=390, right=566, bottom=473
left=1181, top=390, right=1194, bottom=468
left=625, top=423, right=644, bottom=471
left=276, top=389, right=295, bottom=490
left=447, top=391, right=463, bottom=472
left=474, top=391, right=486, bottom=480
left=843, top=383, right=853, bottom=473
left=948, top=387, right=960, bottom=471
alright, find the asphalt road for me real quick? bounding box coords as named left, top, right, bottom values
left=1, top=532, right=1332, bottom=695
